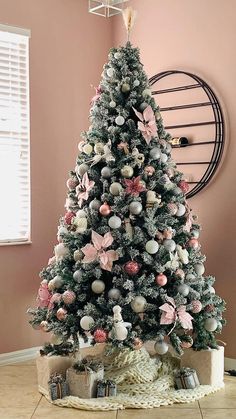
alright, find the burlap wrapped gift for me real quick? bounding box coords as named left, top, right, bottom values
left=66, top=359, right=104, bottom=398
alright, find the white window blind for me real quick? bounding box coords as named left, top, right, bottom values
left=0, top=26, right=31, bottom=244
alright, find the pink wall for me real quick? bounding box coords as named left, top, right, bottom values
left=0, top=0, right=112, bottom=353
left=113, top=0, right=236, bottom=358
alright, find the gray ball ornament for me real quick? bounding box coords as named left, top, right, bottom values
left=73, top=270, right=83, bottom=282
left=121, top=165, right=134, bottom=178
left=176, top=203, right=186, bottom=216
left=163, top=239, right=176, bottom=252
left=76, top=163, right=88, bottom=177
left=101, top=166, right=112, bottom=178
left=108, top=215, right=122, bottom=229
left=89, top=199, right=101, bottom=210
left=109, top=100, right=116, bottom=108
left=106, top=67, right=114, bottom=77
left=131, top=296, right=147, bottom=313
left=115, top=115, right=125, bottom=126
left=178, top=283, right=190, bottom=297
left=150, top=147, right=161, bottom=160
left=133, top=79, right=140, bottom=87
left=91, top=280, right=105, bottom=294
left=129, top=201, right=142, bottom=215
left=204, top=318, right=218, bottom=332
left=110, top=182, right=123, bottom=196
left=154, top=340, right=169, bottom=355
left=194, top=263, right=205, bottom=276
left=108, top=288, right=121, bottom=300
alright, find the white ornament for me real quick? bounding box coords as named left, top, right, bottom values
left=54, top=243, right=69, bottom=261
left=191, top=229, right=200, bottom=239
left=109, top=100, right=116, bottom=108
left=74, top=249, right=82, bottom=261
left=129, top=201, right=142, bottom=215
left=107, top=67, right=114, bottom=77
left=76, top=210, right=87, bottom=218
left=204, top=318, right=218, bottom=332
left=186, top=273, right=196, bottom=281
left=108, top=215, right=122, bottom=229
left=176, top=203, right=186, bottom=217
left=91, top=279, right=105, bottom=294
left=160, top=153, right=168, bottom=163
left=57, top=226, right=68, bottom=237
left=112, top=305, right=131, bottom=341
left=209, top=286, right=215, bottom=294
left=73, top=270, right=83, bottom=281
left=101, top=166, right=112, bottom=178
left=80, top=315, right=95, bottom=331
left=133, top=79, right=140, bottom=87
left=83, top=143, right=93, bottom=155
left=178, top=283, right=190, bottom=297
left=121, top=83, right=130, bottom=93
left=142, top=88, right=152, bottom=97
left=154, top=340, right=169, bottom=355
left=194, top=263, right=205, bottom=276
left=145, top=239, right=159, bottom=254
left=48, top=275, right=63, bottom=290
left=94, top=143, right=104, bottom=154
left=121, top=165, right=134, bottom=178
left=89, top=199, right=101, bottom=210
left=115, top=115, right=125, bottom=126
left=76, top=163, right=88, bottom=177
left=163, top=239, right=176, bottom=252
left=74, top=217, right=87, bottom=233
left=108, top=288, right=121, bottom=300
left=176, top=245, right=189, bottom=264
left=114, top=52, right=121, bottom=59
left=146, top=191, right=161, bottom=206
left=110, top=182, right=123, bottom=196
left=131, top=296, right=147, bottom=313
left=150, top=147, right=161, bottom=160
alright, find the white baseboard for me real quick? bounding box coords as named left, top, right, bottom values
left=225, top=357, right=236, bottom=370
left=0, top=346, right=41, bottom=366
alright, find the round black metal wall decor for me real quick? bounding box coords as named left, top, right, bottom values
left=149, top=70, right=225, bottom=198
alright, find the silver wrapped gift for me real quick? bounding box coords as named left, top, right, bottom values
left=175, top=367, right=200, bottom=389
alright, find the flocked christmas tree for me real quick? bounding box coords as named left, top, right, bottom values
left=28, top=9, right=225, bottom=357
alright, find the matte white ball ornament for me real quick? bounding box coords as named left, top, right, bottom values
left=101, top=166, right=112, bottom=178
left=107, top=67, right=114, bottom=77
left=178, top=283, right=190, bottom=297
left=94, top=142, right=104, bottom=154
left=109, top=100, right=116, bottom=108
left=204, top=318, right=218, bottom=332
left=154, top=340, right=169, bottom=355
left=91, top=280, right=105, bottom=294
left=145, top=239, right=159, bottom=254
left=121, top=165, right=134, bottom=178
left=150, top=147, right=161, bottom=160
left=131, top=296, right=147, bottom=313
left=83, top=143, right=93, bottom=155
left=108, top=288, right=121, bottom=300
left=89, top=199, right=101, bottom=210
left=108, top=215, right=122, bottom=229
left=54, top=243, right=69, bottom=260
left=194, top=263, right=205, bottom=276
left=163, top=239, right=176, bottom=252
left=110, top=182, right=123, bottom=196
left=76, top=210, right=87, bottom=218
left=76, top=163, right=88, bottom=177
left=160, top=153, right=168, bottom=163
left=133, top=79, right=140, bottom=87
left=48, top=275, right=63, bottom=290
left=176, top=204, right=186, bottom=217
left=209, top=286, right=215, bottom=294
left=129, top=201, right=142, bottom=215
left=73, top=270, right=83, bottom=281
left=114, top=52, right=121, bottom=59
left=115, top=115, right=125, bottom=126
left=80, top=315, right=95, bottom=331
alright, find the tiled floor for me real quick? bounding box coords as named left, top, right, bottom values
left=0, top=360, right=235, bottom=419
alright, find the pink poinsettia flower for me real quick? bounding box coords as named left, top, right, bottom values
left=37, top=281, right=51, bottom=309
left=124, top=176, right=146, bottom=197
left=90, top=85, right=102, bottom=106
left=133, top=105, right=157, bottom=144
left=76, top=172, right=95, bottom=207
left=81, top=231, right=119, bottom=272
left=160, top=296, right=193, bottom=330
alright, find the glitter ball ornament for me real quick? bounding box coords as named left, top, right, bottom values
left=133, top=79, right=140, bottom=87
left=191, top=300, right=202, bottom=313
left=91, top=279, right=105, bottom=294
left=194, top=263, right=205, bottom=276
left=74, top=249, right=83, bottom=262
left=89, top=199, right=101, bottom=210
left=114, top=52, right=121, bottom=59
left=167, top=203, right=178, bottom=215
left=55, top=243, right=69, bottom=260
left=124, top=261, right=140, bottom=276
left=144, top=166, right=155, bottom=176
left=107, top=67, right=114, bottom=77
left=179, top=180, right=190, bottom=194
left=108, top=215, right=122, bottom=229
left=62, top=290, right=76, bottom=305
left=110, top=182, right=123, bottom=195
left=73, top=270, right=83, bottom=282
left=40, top=321, right=49, bottom=332
left=175, top=269, right=185, bottom=280
left=109, top=100, right=116, bottom=108
left=178, top=283, right=190, bottom=296
left=131, top=296, right=147, bottom=313
left=80, top=315, right=95, bottom=331
left=101, top=166, right=112, bottom=178
left=76, top=209, right=87, bottom=218
left=94, top=329, right=107, bottom=343
left=108, top=288, right=121, bottom=300
left=156, top=273, right=167, bottom=286
left=154, top=340, right=168, bottom=355
left=56, top=308, right=67, bottom=321
left=83, top=143, right=93, bottom=155
left=204, top=318, right=218, bottom=332
left=163, top=239, right=176, bottom=252
left=133, top=337, right=143, bottom=350
left=142, top=88, right=152, bottom=97
left=66, top=178, right=77, bottom=190
left=187, top=238, right=199, bottom=249
left=121, top=165, right=134, bottom=178
left=121, top=83, right=130, bottom=93
left=150, top=147, right=161, bottom=160
left=94, top=142, right=104, bottom=154
left=50, top=293, right=62, bottom=306
left=76, top=163, right=88, bottom=177
left=129, top=201, right=142, bottom=215
left=145, top=240, right=159, bottom=254
left=99, top=202, right=111, bottom=216
left=64, top=211, right=75, bottom=225
left=176, top=204, right=186, bottom=217
left=115, top=115, right=125, bottom=126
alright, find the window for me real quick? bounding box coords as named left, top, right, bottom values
left=0, top=25, right=31, bottom=244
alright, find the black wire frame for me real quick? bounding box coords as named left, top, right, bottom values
left=149, top=71, right=225, bottom=199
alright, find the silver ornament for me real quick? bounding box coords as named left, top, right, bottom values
left=110, top=182, right=123, bottom=195
left=145, top=240, right=159, bottom=254
left=194, top=263, right=205, bottom=276
left=160, top=153, right=168, bottom=163
left=89, top=199, right=101, bottom=210
left=204, top=318, right=218, bottom=332
left=176, top=203, right=186, bottom=216
left=186, top=273, right=196, bottom=282
left=133, top=79, right=140, bottom=87
left=121, top=83, right=130, bottom=93
left=107, top=67, right=114, bottom=77
left=108, top=215, right=122, bottom=229
left=115, top=115, right=125, bottom=126
left=80, top=315, right=95, bottom=331
left=101, top=166, right=112, bottom=178
left=178, top=283, right=190, bottom=296
left=209, top=286, right=215, bottom=294
left=121, top=165, right=134, bottom=178
left=163, top=239, right=176, bottom=252
left=108, top=288, right=121, bottom=300
left=114, top=52, right=121, bottom=59
left=129, top=201, right=142, bottom=215
left=76, top=163, right=88, bottom=177
left=109, top=100, right=116, bottom=108
left=91, top=279, right=105, bottom=294
left=150, top=147, right=161, bottom=160
left=139, top=102, right=148, bottom=111
left=154, top=340, right=169, bottom=355
left=76, top=209, right=86, bottom=218
left=131, top=296, right=147, bottom=313
left=73, top=270, right=83, bottom=281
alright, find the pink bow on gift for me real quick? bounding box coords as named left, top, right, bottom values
left=124, top=176, right=146, bottom=197
left=133, top=105, right=157, bottom=144
left=76, top=172, right=95, bottom=207
left=37, top=281, right=51, bottom=308
left=81, top=231, right=119, bottom=272
left=160, top=296, right=193, bottom=330
left=90, top=85, right=102, bottom=106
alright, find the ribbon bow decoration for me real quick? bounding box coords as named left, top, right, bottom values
left=89, top=139, right=115, bottom=166
left=183, top=203, right=194, bottom=233
left=159, top=296, right=193, bottom=330
left=37, top=281, right=51, bottom=308
left=76, top=172, right=95, bottom=207
left=90, top=85, right=102, bottom=106
left=133, top=105, right=157, bottom=144
left=81, top=231, right=119, bottom=272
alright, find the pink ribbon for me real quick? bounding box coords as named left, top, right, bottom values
left=160, top=296, right=193, bottom=330
left=76, top=172, right=95, bottom=207
left=81, top=231, right=119, bottom=272
left=133, top=105, right=157, bottom=144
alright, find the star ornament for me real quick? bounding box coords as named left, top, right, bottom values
left=133, top=105, right=157, bottom=144
left=124, top=176, right=146, bottom=197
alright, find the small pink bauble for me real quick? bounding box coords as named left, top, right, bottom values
left=56, top=308, right=67, bottom=321
left=175, top=269, right=185, bottom=280
left=179, top=180, right=190, bottom=194
left=124, top=261, right=140, bottom=276
left=163, top=229, right=173, bottom=240
left=93, top=329, right=107, bottom=343
left=156, top=273, right=167, bottom=286
left=40, top=320, right=49, bottom=332
left=181, top=340, right=193, bottom=349
left=66, top=178, right=77, bottom=190
left=62, top=290, right=76, bottom=305
left=167, top=203, right=178, bottom=215
left=191, top=300, right=203, bottom=313
left=64, top=211, right=76, bottom=225
left=99, top=202, right=111, bottom=216
left=187, top=238, right=199, bottom=249
left=144, top=166, right=155, bottom=176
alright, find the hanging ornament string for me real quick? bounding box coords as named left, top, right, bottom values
left=122, top=6, right=137, bottom=41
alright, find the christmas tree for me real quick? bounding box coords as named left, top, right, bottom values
left=28, top=14, right=225, bottom=357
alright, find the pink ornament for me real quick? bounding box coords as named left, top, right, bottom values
left=49, top=293, right=62, bottom=309
left=163, top=229, right=173, bottom=240
left=64, top=211, right=76, bottom=225
left=167, top=203, right=178, bottom=215
left=144, top=166, right=155, bottom=176
left=99, top=202, right=111, bottom=216
left=205, top=304, right=215, bottom=313
left=179, top=180, right=190, bottom=194
left=37, top=281, right=51, bottom=309
left=93, top=329, right=107, bottom=343
left=56, top=308, right=67, bottom=321
left=66, top=178, right=77, bottom=190
left=181, top=340, right=193, bottom=349
left=187, top=238, right=199, bottom=250
left=62, top=290, right=76, bottom=305
left=40, top=320, right=49, bottom=332
left=156, top=273, right=167, bottom=286
left=191, top=300, right=202, bottom=313
left=175, top=269, right=185, bottom=280
left=48, top=256, right=56, bottom=265
left=124, top=261, right=140, bottom=276
left=156, top=230, right=164, bottom=241
left=81, top=231, right=119, bottom=272
left=90, top=85, right=102, bottom=106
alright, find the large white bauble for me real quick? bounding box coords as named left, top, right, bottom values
left=150, top=147, right=161, bottom=160
left=76, top=209, right=87, bottom=218
left=83, top=143, right=93, bottom=155
left=110, top=182, right=123, bottom=196
left=94, top=142, right=104, bottom=154
left=101, top=166, right=112, bottom=178
left=115, top=324, right=128, bottom=341
left=108, top=288, right=121, bottom=300
left=107, top=67, right=114, bottom=77
left=115, top=115, right=125, bottom=126
left=163, top=239, right=176, bottom=252
left=154, top=340, right=169, bottom=355
left=74, top=217, right=87, bottom=233
left=108, top=215, right=122, bottom=229
left=91, top=279, right=105, bottom=294
left=178, top=283, right=190, bottom=296
left=80, top=315, right=95, bottom=331
left=89, top=199, right=101, bottom=210
left=194, top=263, right=205, bottom=276
left=121, top=165, right=134, bottom=178
left=145, top=239, right=159, bottom=254
left=176, top=203, right=186, bottom=217
left=76, top=163, right=88, bottom=177
left=131, top=296, right=147, bottom=313
left=109, top=100, right=116, bottom=108
left=204, top=318, right=218, bottom=332
left=73, top=270, right=83, bottom=281
left=129, top=201, right=142, bottom=215
left=55, top=243, right=69, bottom=260
left=133, top=79, right=140, bottom=87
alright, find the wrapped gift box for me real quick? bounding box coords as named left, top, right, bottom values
left=48, top=373, right=69, bottom=400
left=175, top=367, right=200, bottom=389
left=66, top=359, right=104, bottom=398
left=180, top=346, right=224, bottom=386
